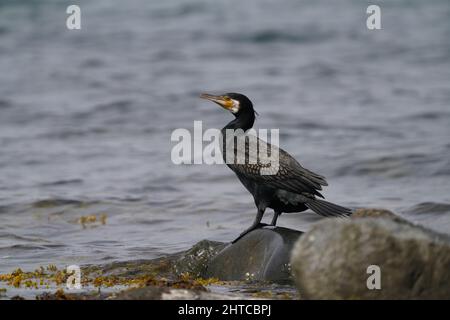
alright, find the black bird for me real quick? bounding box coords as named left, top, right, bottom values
left=200, top=92, right=352, bottom=242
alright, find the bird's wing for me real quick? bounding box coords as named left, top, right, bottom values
left=225, top=134, right=328, bottom=198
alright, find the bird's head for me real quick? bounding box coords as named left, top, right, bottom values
left=200, top=92, right=256, bottom=117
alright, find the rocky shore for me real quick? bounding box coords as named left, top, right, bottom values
left=292, top=209, right=450, bottom=299
left=1, top=208, right=449, bottom=300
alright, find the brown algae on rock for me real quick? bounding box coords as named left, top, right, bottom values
left=0, top=239, right=297, bottom=300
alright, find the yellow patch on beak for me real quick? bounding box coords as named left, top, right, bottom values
left=200, top=93, right=234, bottom=111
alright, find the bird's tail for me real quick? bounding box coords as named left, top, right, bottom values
left=305, top=198, right=352, bottom=218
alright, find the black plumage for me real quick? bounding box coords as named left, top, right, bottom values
left=200, top=92, right=352, bottom=242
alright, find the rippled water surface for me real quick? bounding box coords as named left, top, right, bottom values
left=1, top=0, right=450, bottom=273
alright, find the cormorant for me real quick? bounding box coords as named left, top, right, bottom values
left=200, top=92, right=352, bottom=242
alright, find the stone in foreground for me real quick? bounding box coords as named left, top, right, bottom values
left=290, top=217, right=450, bottom=299
left=205, top=227, right=302, bottom=282
left=113, top=286, right=253, bottom=300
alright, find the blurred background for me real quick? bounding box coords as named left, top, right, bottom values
left=0, top=0, right=449, bottom=272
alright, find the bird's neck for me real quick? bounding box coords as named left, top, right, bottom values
left=222, top=110, right=255, bottom=132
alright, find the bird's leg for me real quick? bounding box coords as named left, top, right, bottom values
left=270, top=210, right=281, bottom=226
left=231, top=208, right=266, bottom=244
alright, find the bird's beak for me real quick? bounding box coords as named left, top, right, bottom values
left=200, top=93, right=233, bottom=111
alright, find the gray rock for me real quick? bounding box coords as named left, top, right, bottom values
left=173, top=240, right=226, bottom=278
left=351, top=207, right=416, bottom=226
left=290, top=217, right=450, bottom=299
left=205, top=227, right=302, bottom=282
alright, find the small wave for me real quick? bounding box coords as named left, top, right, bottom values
left=0, top=205, right=12, bottom=214
left=226, top=28, right=335, bottom=44
left=81, top=240, right=121, bottom=246
left=149, top=3, right=205, bottom=19
left=0, top=26, right=9, bottom=36
left=39, top=179, right=83, bottom=187
left=405, top=111, right=450, bottom=121
left=0, top=99, right=11, bottom=109
left=105, top=196, right=142, bottom=203
left=335, top=153, right=429, bottom=178
left=133, top=219, right=172, bottom=226
left=433, top=160, right=450, bottom=176
left=32, top=199, right=94, bottom=209
left=0, top=232, right=51, bottom=243
left=0, top=244, right=47, bottom=251
left=267, top=113, right=330, bottom=130
left=71, top=100, right=134, bottom=121
left=141, top=184, right=179, bottom=193
left=92, top=99, right=134, bottom=113
left=39, top=126, right=109, bottom=139
left=79, top=58, right=105, bottom=69
left=404, top=202, right=450, bottom=215
left=299, top=62, right=339, bottom=78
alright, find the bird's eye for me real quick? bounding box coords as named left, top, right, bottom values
left=224, top=97, right=231, bottom=101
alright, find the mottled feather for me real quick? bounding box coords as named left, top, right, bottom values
left=222, top=131, right=327, bottom=198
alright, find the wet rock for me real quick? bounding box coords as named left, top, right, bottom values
left=205, top=227, right=302, bottom=283
left=112, top=286, right=249, bottom=300
left=36, top=289, right=109, bottom=300
left=290, top=217, right=450, bottom=299
left=83, top=240, right=225, bottom=280
left=352, top=208, right=399, bottom=219
left=174, top=240, right=226, bottom=278
left=1, top=239, right=296, bottom=300
left=351, top=208, right=412, bottom=225
left=112, top=286, right=182, bottom=300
